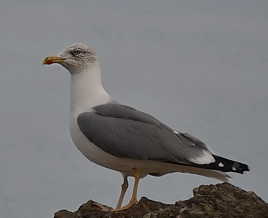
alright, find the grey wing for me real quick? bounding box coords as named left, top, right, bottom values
left=173, top=131, right=211, bottom=151
left=77, top=103, right=215, bottom=165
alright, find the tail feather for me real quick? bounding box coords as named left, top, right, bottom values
left=174, top=164, right=231, bottom=182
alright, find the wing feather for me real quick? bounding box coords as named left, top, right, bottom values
left=77, top=103, right=215, bottom=165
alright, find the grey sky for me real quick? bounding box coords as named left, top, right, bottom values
left=0, top=0, right=268, bottom=217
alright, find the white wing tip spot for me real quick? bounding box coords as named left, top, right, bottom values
left=232, top=166, right=236, bottom=171
left=218, top=162, right=224, bottom=167
left=189, top=151, right=215, bottom=165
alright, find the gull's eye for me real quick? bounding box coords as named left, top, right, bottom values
left=70, top=49, right=83, bottom=57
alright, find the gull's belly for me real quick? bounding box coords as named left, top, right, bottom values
left=69, top=118, right=178, bottom=177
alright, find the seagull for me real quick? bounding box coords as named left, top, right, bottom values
left=43, top=43, right=249, bottom=211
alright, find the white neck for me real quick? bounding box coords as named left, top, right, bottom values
left=70, top=62, right=111, bottom=116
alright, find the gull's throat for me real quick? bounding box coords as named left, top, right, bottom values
left=70, top=62, right=111, bottom=116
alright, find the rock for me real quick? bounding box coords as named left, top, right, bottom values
left=53, top=183, right=268, bottom=218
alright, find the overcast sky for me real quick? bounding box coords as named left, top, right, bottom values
left=0, top=0, right=268, bottom=217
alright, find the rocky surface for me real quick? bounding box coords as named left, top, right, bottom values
left=54, top=183, right=268, bottom=218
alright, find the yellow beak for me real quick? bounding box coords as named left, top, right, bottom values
left=43, top=56, right=65, bottom=65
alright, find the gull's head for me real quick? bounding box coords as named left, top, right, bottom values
left=43, top=43, right=97, bottom=73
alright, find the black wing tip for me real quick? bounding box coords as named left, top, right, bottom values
left=235, top=163, right=250, bottom=174
left=205, top=155, right=250, bottom=174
